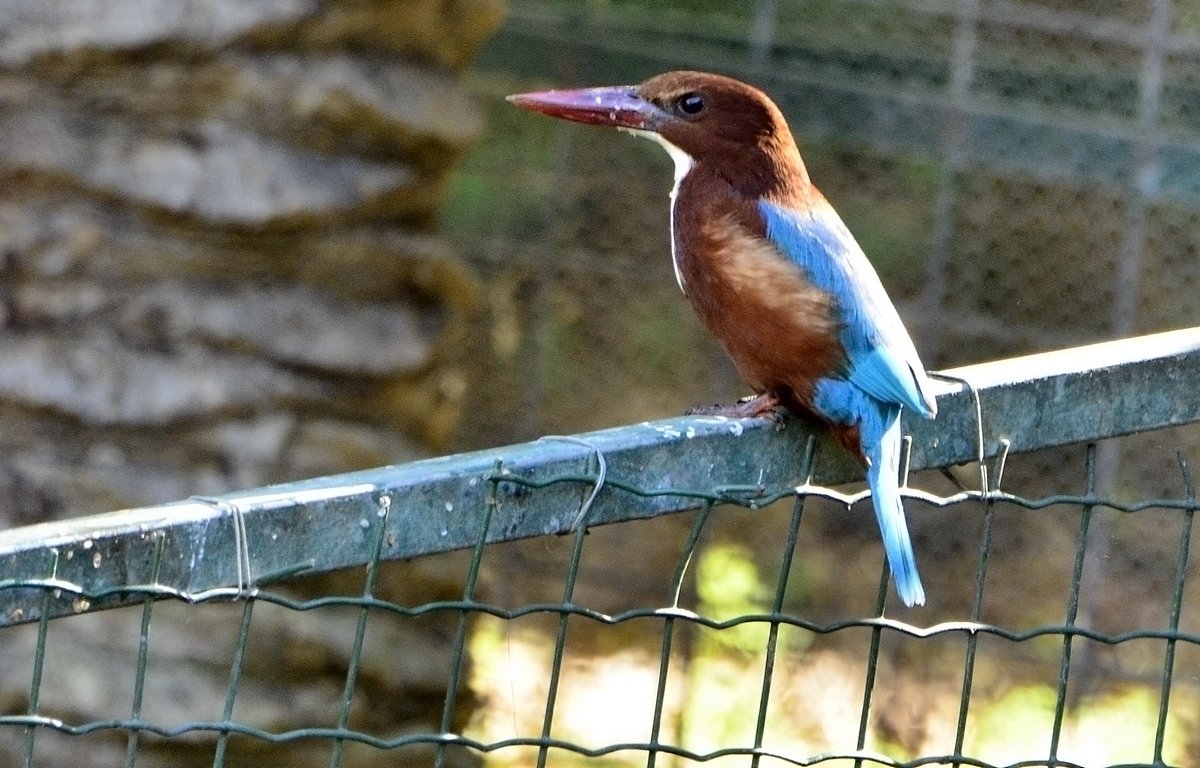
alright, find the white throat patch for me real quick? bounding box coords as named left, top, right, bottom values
left=622, top=128, right=694, bottom=295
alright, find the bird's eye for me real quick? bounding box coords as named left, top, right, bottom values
left=677, top=93, right=705, bottom=116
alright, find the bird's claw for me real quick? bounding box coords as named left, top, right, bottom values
left=686, top=393, right=784, bottom=422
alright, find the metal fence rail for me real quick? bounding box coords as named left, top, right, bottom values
left=2, top=328, right=1200, bottom=767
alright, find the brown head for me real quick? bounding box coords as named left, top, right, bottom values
left=508, top=71, right=810, bottom=202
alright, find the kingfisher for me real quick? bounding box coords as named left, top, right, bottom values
left=508, top=71, right=938, bottom=606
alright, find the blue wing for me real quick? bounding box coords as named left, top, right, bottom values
left=758, top=199, right=937, bottom=418
left=761, top=198, right=932, bottom=607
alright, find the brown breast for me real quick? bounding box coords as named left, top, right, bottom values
left=670, top=168, right=847, bottom=415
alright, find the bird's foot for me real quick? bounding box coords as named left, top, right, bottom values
left=686, top=392, right=784, bottom=422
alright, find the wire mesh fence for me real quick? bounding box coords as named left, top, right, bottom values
left=5, top=2, right=1200, bottom=766
left=1, top=329, right=1199, bottom=767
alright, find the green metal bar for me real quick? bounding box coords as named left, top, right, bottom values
left=21, top=552, right=57, bottom=768
left=1048, top=444, right=1099, bottom=762
left=433, top=461, right=501, bottom=768
left=4, top=328, right=1200, bottom=628
left=669, top=502, right=714, bottom=611
left=646, top=616, right=676, bottom=768
left=952, top=503, right=995, bottom=764
left=535, top=450, right=602, bottom=768
left=123, top=535, right=166, bottom=768
left=750, top=437, right=816, bottom=768
left=1153, top=453, right=1195, bottom=764
left=212, top=599, right=256, bottom=767
left=648, top=500, right=714, bottom=768
left=329, top=495, right=391, bottom=768
left=750, top=494, right=807, bottom=768
left=952, top=442, right=1008, bottom=765
left=854, top=560, right=892, bottom=768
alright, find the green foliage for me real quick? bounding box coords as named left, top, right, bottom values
left=968, top=684, right=1058, bottom=759
left=695, top=544, right=772, bottom=655
left=442, top=75, right=566, bottom=239
left=677, top=654, right=767, bottom=752
left=967, top=684, right=1190, bottom=764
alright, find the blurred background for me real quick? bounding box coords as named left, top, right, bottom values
left=1, top=0, right=1199, bottom=765
left=455, top=0, right=1200, bottom=445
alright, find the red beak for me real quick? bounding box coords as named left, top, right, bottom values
left=506, top=85, right=668, bottom=132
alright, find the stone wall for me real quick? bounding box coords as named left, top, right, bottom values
left=0, top=2, right=505, bottom=765
left=0, top=0, right=502, bottom=520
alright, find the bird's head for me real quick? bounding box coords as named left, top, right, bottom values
left=508, top=71, right=808, bottom=200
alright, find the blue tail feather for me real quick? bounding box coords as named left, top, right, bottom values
left=865, top=406, right=925, bottom=606
left=813, top=379, right=926, bottom=606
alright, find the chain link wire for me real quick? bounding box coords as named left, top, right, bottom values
left=1, top=437, right=1196, bottom=766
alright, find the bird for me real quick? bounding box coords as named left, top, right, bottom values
left=508, top=71, right=938, bottom=606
